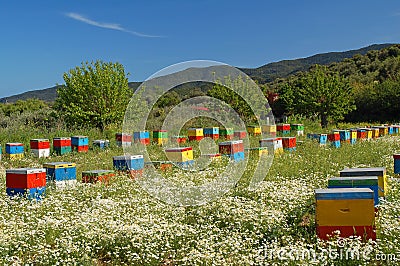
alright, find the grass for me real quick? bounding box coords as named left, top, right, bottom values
left=0, top=126, right=399, bottom=265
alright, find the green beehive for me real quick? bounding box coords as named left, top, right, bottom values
left=291, top=124, right=304, bottom=131
left=153, top=130, right=168, bottom=138
left=220, top=128, right=234, bottom=135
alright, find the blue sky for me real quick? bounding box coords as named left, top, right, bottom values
left=1, top=0, right=400, bottom=98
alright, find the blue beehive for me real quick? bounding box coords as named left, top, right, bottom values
left=204, top=127, right=219, bottom=135
left=388, top=126, right=394, bottom=135
left=228, top=151, right=245, bottom=162
left=176, top=160, right=195, bottom=169
left=43, top=162, right=77, bottom=182
left=113, top=155, right=144, bottom=170
left=307, top=133, right=327, bottom=145
left=6, top=187, right=46, bottom=200
left=394, top=154, right=400, bottom=174
left=134, top=131, right=150, bottom=139
left=6, top=143, right=24, bottom=154
left=71, top=136, right=89, bottom=146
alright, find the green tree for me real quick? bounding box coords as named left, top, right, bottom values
left=55, top=60, right=133, bottom=129
left=280, top=65, right=355, bottom=128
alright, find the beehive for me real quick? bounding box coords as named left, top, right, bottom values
left=93, top=139, right=109, bottom=149
left=234, top=130, right=247, bottom=139
left=165, top=147, right=194, bottom=162
left=133, top=131, right=150, bottom=145
left=30, top=139, right=50, bottom=158
left=82, top=170, right=115, bottom=184
left=201, top=153, right=221, bottom=160
left=219, top=140, right=245, bottom=161
left=245, top=147, right=268, bottom=156
left=328, top=176, right=379, bottom=206
left=392, top=125, right=400, bottom=134
left=307, top=133, right=328, bottom=145
left=203, top=127, right=219, bottom=139
left=327, top=132, right=340, bottom=148
left=171, top=135, right=187, bottom=144
left=350, top=130, right=357, bottom=144
left=393, top=154, right=400, bottom=174
left=259, top=138, right=283, bottom=154
left=153, top=130, right=168, bottom=145
left=188, top=128, right=204, bottom=141
left=116, top=133, right=132, bottom=147
left=145, top=161, right=173, bottom=171
left=388, top=126, right=394, bottom=135
left=53, top=137, right=72, bottom=155
left=71, top=136, right=89, bottom=152
left=333, top=130, right=350, bottom=142
left=262, top=125, right=277, bottom=137
left=6, top=168, right=46, bottom=200
left=277, top=124, right=290, bottom=136
left=43, top=162, right=77, bottom=186
left=247, top=125, right=262, bottom=136
left=371, top=128, right=380, bottom=138
left=373, top=126, right=388, bottom=137
left=356, top=129, right=367, bottom=140
left=282, top=137, right=296, bottom=151
left=5, top=143, right=24, bottom=159
left=113, top=155, right=144, bottom=178
left=291, top=124, right=304, bottom=136
left=219, top=128, right=234, bottom=140
left=315, top=188, right=376, bottom=241
left=340, top=167, right=387, bottom=197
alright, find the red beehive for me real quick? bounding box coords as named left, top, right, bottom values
left=53, top=137, right=71, bottom=147
left=234, top=131, right=247, bottom=139
left=75, top=145, right=89, bottom=152
left=116, top=133, right=132, bottom=142
left=30, top=139, right=50, bottom=149
left=357, top=130, right=367, bottom=139
left=6, top=168, right=46, bottom=189
left=328, top=132, right=340, bottom=142
left=277, top=124, right=290, bottom=131
left=218, top=140, right=244, bottom=154
left=282, top=137, right=296, bottom=148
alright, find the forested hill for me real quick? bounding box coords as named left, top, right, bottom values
left=239, top=43, right=394, bottom=83
left=0, top=43, right=394, bottom=103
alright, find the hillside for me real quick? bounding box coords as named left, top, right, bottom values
left=240, top=43, right=394, bottom=83
left=0, top=43, right=394, bottom=103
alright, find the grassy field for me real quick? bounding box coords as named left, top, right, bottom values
left=0, top=125, right=399, bottom=265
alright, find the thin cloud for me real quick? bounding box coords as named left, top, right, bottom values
left=65, top=12, right=162, bottom=38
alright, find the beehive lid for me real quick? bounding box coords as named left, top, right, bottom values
left=82, top=170, right=114, bottom=176
left=328, top=176, right=378, bottom=186
left=43, top=162, right=76, bottom=168
left=71, top=135, right=88, bottom=138
left=165, top=147, right=192, bottom=152
left=93, top=139, right=109, bottom=143
left=30, top=138, right=50, bottom=142
left=6, top=168, right=46, bottom=174
left=53, top=137, right=71, bottom=140
left=113, top=155, right=144, bottom=160
left=315, top=188, right=374, bottom=200
left=340, top=167, right=386, bottom=176
left=6, top=143, right=23, bottom=146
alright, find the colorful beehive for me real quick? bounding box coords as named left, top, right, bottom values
left=71, top=136, right=89, bottom=152
left=43, top=162, right=77, bottom=186
left=171, top=135, right=187, bottom=144
left=388, top=126, right=394, bottom=135
left=333, top=130, right=350, bottom=143
left=113, top=155, right=144, bottom=178
left=201, top=153, right=222, bottom=160
left=247, top=125, right=262, bottom=136
left=350, top=130, right=357, bottom=144
left=393, top=154, right=400, bottom=174
left=5, top=143, right=24, bottom=159
left=315, top=188, right=376, bottom=241
left=245, top=147, right=268, bottom=156
left=153, top=130, right=168, bottom=145
left=327, top=132, right=340, bottom=148
left=291, top=124, right=304, bottom=136
left=340, top=167, right=387, bottom=197
left=328, top=176, right=380, bottom=206
left=116, top=133, right=132, bottom=147
left=30, top=139, right=50, bottom=158
left=133, top=131, right=150, bottom=145
left=359, top=128, right=373, bottom=140
left=392, top=125, right=400, bottom=134
left=203, top=127, right=219, bottom=140
left=307, top=133, right=328, bottom=145
left=373, top=126, right=388, bottom=137
left=371, top=128, right=380, bottom=138
left=356, top=129, right=367, bottom=140
left=262, top=125, right=277, bottom=137
left=82, top=170, right=115, bottom=184
left=6, top=168, right=46, bottom=200
left=277, top=124, right=290, bottom=136
left=219, top=140, right=245, bottom=161
left=188, top=128, right=204, bottom=141
left=165, top=147, right=194, bottom=168
left=282, top=137, right=296, bottom=151
left=233, top=130, right=247, bottom=139
left=53, top=137, right=72, bottom=155
left=145, top=161, right=173, bottom=171
left=259, top=138, right=283, bottom=154
left=93, top=139, right=109, bottom=149
left=220, top=128, right=234, bottom=140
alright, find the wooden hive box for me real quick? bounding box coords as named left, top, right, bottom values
left=164, top=147, right=194, bottom=162
left=340, top=167, right=387, bottom=197
left=188, top=128, right=204, bottom=141
left=82, top=170, right=115, bottom=184
left=394, top=154, right=400, bottom=174
left=43, top=162, right=77, bottom=182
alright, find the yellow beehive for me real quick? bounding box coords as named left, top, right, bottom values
left=365, top=129, right=373, bottom=139
left=350, top=131, right=357, bottom=139
left=165, top=147, right=193, bottom=162
left=247, top=125, right=262, bottom=135
left=5, top=153, right=24, bottom=159
left=371, top=128, right=379, bottom=138
left=188, top=128, right=203, bottom=137
left=154, top=138, right=168, bottom=145
left=261, top=125, right=276, bottom=135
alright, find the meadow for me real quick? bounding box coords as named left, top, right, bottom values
left=0, top=120, right=399, bottom=265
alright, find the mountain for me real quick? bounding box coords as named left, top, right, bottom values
left=0, top=43, right=394, bottom=103
left=239, top=43, right=394, bottom=83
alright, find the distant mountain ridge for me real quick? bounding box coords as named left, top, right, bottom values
left=0, top=43, right=394, bottom=103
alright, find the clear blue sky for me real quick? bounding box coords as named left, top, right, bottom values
left=1, top=0, right=400, bottom=98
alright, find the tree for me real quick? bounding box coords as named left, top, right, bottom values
left=280, top=65, right=355, bottom=128
left=55, top=60, right=133, bottom=129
